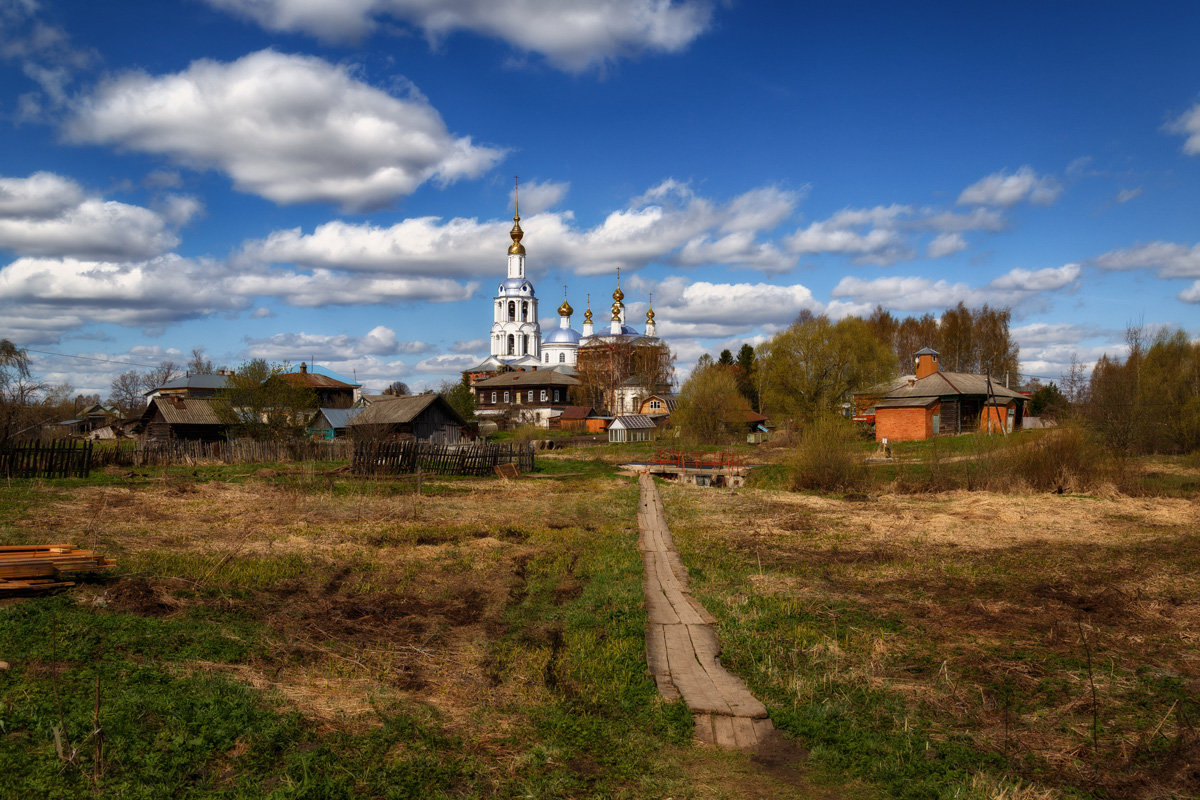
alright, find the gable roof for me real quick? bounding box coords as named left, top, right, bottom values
left=314, top=407, right=362, bottom=429
left=642, top=393, right=679, bottom=411
left=558, top=405, right=596, bottom=420
left=143, top=397, right=226, bottom=426
left=345, top=393, right=466, bottom=428
left=610, top=414, right=656, bottom=430
left=279, top=370, right=358, bottom=390
left=475, top=370, right=580, bottom=388
left=144, top=372, right=229, bottom=396
left=878, top=371, right=1027, bottom=403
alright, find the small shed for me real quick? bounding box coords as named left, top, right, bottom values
left=553, top=406, right=596, bottom=432
left=309, top=407, right=363, bottom=439
left=344, top=393, right=466, bottom=443
left=608, top=415, right=656, bottom=443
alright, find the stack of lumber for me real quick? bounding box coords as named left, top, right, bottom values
left=0, top=544, right=115, bottom=593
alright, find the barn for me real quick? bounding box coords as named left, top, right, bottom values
left=344, top=394, right=466, bottom=443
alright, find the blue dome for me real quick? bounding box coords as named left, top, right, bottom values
left=498, top=277, right=534, bottom=296
left=544, top=327, right=581, bottom=345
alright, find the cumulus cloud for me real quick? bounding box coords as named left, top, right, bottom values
left=413, top=353, right=480, bottom=373
left=958, top=166, right=1062, bottom=207
left=1167, top=101, right=1200, bottom=155
left=244, top=325, right=431, bottom=361
left=450, top=338, right=488, bottom=353
left=203, top=0, right=713, bottom=72
left=1116, top=187, right=1142, bottom=204
left=1095, top=241, right=1200, bottom=279
left=0, top=1, right=95, bottom=119
left=648, top=275, right=822, bottom=337
left=517, top=180, right=569, bottom=215
left=242, top=180, right=804, bottom=277
left=1180, top=282, right=1200, bottom=303
left=927, top=232, right=966, bottom=258
left=0, top=172, right=187, bottom=260
left=67, top=50, right=504, bottom=211
left=227, top=269, right=477, bottom=307
left=831, top=263, right=1080, bottom=312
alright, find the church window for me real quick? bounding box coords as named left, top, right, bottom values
left=524, top=335, right=530, bottom=354
left=508, top=301, right=516, bottom=321
left=540, top=390, right=547, bottom=402
left=506, top=334, right=515, bottom=355
left=544, top=353, right=549, bottom=363
left=558, top=353, right=565, bottom=363
left=521, top=302, right=528, bottom=321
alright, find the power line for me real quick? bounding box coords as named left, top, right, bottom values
left=21, top=348, right=166, bottom=370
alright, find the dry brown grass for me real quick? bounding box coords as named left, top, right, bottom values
left=661, top=480, right=1200, bottom=799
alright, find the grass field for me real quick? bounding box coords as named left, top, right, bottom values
left=0, top=440, right=1197, bottom=799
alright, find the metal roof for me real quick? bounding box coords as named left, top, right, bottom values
left=144, top=373, right=229, bottom=395
left=878, top=371, right=1027, bottom=402
left=558, top=405, right=596, bottom=420
left=474, top=370, right=581, bottom=388
left=314, top=407, right=362, bottom=429
left=610, top=414, right=656, bottom=429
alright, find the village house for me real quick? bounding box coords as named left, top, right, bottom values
left=867, top=347, right=1027, bottom=442
left=279, top=363, right=360, bottom=408
left=344, top=393, right=466, bottom=443
left=137, top=396, right=228, bottom=445
left=473, top=369, right=580, bottom=428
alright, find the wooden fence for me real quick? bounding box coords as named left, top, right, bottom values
left=353, top=440, right=535, bottom=477
left=0, top=440, right=93, bottom=479
left=91, top=438, right=355, bottom=468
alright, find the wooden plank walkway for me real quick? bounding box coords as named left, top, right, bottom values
left=638, top=473, right=775, bottom=750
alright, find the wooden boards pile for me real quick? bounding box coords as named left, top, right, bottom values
left=0, top=544, right=115, bottom=593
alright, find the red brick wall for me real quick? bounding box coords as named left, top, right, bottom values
left=876, top=404, right=935, bottom=441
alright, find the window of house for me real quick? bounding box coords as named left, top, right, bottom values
left=491, top=391, right=496, bottom=403
left=503, top=391, right=510, bottom=403
left=527, top=390, right=533, bottom=402
left=650, top=400, right=661, bottom=409
left=554, top=390, right=560, bottom=401
left=540, top=390, right=547, bottom=402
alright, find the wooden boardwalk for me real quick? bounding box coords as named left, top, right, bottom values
left=638, top=473, right=774, bottom=750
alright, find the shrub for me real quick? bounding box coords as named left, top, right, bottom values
left=790, top=415, right=869, bottom=493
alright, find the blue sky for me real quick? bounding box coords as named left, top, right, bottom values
left=2, top=0, right=1198, bottom=397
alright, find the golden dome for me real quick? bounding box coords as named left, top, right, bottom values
left=558, top=299, right=573, bottom=317
left=612, top=285, right=624, bottom=302
left=584, top=306, right=593, bottom=323
left=646, top=307, right=655, bottom=322
left=611, top=302, right=621, bottom=321
left=508, top=217, right=525, bottom=255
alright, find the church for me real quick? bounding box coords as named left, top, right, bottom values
left=468, top=184, right=673, bottom=425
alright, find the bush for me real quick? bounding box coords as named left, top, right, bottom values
left=997, top=424, right=1103, bottom=493
left=790, top=415, right=869, bottom=493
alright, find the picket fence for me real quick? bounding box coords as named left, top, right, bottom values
left=92, top=438, right=355, bottom=467
left=0, top=440, right=93, bottom=479
left=352, top=440, right=534, bottom=477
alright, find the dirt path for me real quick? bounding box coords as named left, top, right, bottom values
left=638, top=473, right=775, bottom=749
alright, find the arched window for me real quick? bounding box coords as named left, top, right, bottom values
left=521, top=302, right=528, bottom=321
left=540, top=390, right=547, bottom=402
left=558, top=353, right=565, bottom=363
left=491, top=391, right=496, bottom=403
left=508, top=301, right=516, bottom=321
left=503, top=391, right=510, bottom=403
left=523, top=335, right=530, bottom=354
left=544, top=352, right=549, bottom=363
left=506, top=334, right=515, bottom=355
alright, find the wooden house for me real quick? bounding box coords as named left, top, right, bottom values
left=638, top=393, right=678, bottom=417
left=474, top=368, right=580, bottom=427
left=279, top=363, right=360, bottom=408
left=870, top=348, right=1027, bottom=442
left=344, top=393, right=465, bottom=443
left=308, top=407, right=363, bottom=439
left=552, top=406, right=597, bottom=432
left=137, top=397, right=228, bottom=444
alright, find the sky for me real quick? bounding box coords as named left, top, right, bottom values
left=2, top=0, right=1199, bottom=398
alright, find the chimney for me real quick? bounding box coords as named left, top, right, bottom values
left=299, top=362, right=307, bottom=374
left=914, top=347, right=939, bottom=380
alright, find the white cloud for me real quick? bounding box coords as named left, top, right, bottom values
left=227, top=269, right=477, bottom=307
left=1011, top=322, right=1097, bottom=347
left=649, top=275, right=822, bottom=337
left=784, top=204, right=913, bottom=265
left=1095, top=241, right=1200, bottom=279
left=917, top=207, right=1007, bottom=233
left=927, top=232, right=966, bottom=258
left=958, top=166, right=1062, bottom=207
left=242, top=180, right=803, bottom=277
left=517, top=180, right=569, bottom=215
left=1180, top=281, right=1200, bottom=304
left=0, top=1, right=95, bottom=118
left=1116, top=187, right=1142, bottom=204
left=244, top=325, right=431, bottom=360
left=67, top=50, right=504, bottom=211
left=413, top=353, right=479, bottom=373
left=203, top=0, right=714, bottom=72
left=450, top=338, right=488, bottom=353
left=1167, top=101, right=1200, bottom=155
left=831, top=263, right=1080, bottom=312
left=0, top=172, right=82, bottom=217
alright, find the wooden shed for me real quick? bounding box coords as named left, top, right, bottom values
left=344, top=394, right=465, bottom=443
left=608, top=415, right=656, bottom=443
left=137, top=397, right=228, bottom=444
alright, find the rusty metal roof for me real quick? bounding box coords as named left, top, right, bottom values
left=558, top=405, right=596, bottom=420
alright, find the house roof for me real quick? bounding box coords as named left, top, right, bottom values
left=558, top=405, right=596, bottom=420
left=144, top=373, right=229, bottom=396
left=144, top=397, right=226, bottom=426
left=314, top=407, right=362, bottom=429
left=279, top=370, right=358, bottom=390
left=345, top=393, right=466, bottom=428
left=610, top=414, right=656, bottom=430
left=874, top=396, right=938, bottom=409
left=475, top=370, right=580, bottom=388
left=878, top=371, right=1027, bottom=402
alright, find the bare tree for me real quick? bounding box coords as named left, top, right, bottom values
left=187, top=347, right=214, bottom=375
left=383, top=381, right=410, bottom=396
left=109, top=371, right=146, bottom=417
left=140, top=360, right=180, bottom=394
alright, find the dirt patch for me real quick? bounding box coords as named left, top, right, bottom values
left=104, top=577, right=178, bottom=616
